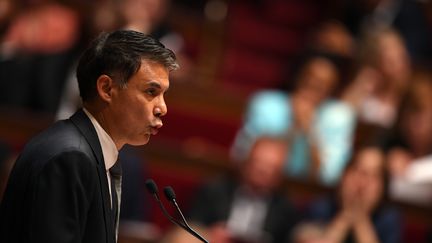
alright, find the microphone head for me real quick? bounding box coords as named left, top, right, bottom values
left=145, top=179, right=158, bottom=194
left=163, top=186, right=176, bottom=201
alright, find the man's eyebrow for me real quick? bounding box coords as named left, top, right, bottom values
left=148, top=81, right=161, bottom=89
left=148, top=81, right=169, bottom=92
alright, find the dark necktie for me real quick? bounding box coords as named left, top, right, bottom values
left=109, top=160, right=122, bottom=240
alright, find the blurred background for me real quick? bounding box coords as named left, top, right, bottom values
left=1, top=0, right=432, bottom=242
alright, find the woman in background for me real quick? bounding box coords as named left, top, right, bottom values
left=232, top=52, right=355, bottom=186
left=382, top=69, right=432, bottom=205
left=301, top=147, right=401, bottom=243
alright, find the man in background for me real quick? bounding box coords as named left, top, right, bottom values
left=170, top=136, right=298, bottom=243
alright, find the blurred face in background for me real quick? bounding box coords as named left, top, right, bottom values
left=243, top=137, right=287, bottom=194
left=120, top=0, right=168, bottom=33
left=400, top=76, right=432, bottom=155
left=295, top=57, right=339, bottom=106
left=3, top=3, right=79, bottom=54
left=340, top=147, right=385, bottom=213
left=312, top=20, right=354, bottom=58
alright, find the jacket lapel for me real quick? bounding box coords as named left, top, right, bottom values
left=70, top=109, right=115, bottom=243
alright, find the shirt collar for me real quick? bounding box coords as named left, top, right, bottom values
left=83, top=108, right=119, bottom=171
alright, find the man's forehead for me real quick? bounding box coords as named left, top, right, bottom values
left=136, top=61, right=170, bottom=86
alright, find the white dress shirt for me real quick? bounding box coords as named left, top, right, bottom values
left=226, top=187, right=269, bottom=241
left=83, top=108, right=118, bottom=207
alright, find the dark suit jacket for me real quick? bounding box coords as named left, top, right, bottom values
left=188, top=177, right=299, bottom=243
left=0, top=109, right=116, bottom=243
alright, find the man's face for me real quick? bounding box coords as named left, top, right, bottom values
left=243, top=139, right=286, bottom=194
left=108, top=59, right=169, bottom=147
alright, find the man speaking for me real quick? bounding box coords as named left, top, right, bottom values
left=0, top=30, right=178, bottom=243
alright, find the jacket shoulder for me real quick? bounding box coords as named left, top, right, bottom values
left=19, top=119, right=96, bottom=169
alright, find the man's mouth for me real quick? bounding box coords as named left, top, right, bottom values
left=150, top=126, right=159, bottom=135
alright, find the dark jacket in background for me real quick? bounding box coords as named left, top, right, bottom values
left=188, top=177, right=299, bottom=243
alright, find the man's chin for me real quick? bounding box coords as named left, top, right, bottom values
left=128, top=135, right=151, bottom=146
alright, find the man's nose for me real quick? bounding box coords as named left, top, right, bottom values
left=154, top=98, right=167, bottom=117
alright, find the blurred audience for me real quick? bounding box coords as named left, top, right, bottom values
left=1, top=2, right=79, bottom=55
left=180, top=136, right=298, bottom=243
left=118, top=0, right=192, bottom=82
left=340, top=0, right=432, bottom=62
left=307, top=20, right=355, bottom=59
left=0, top=1, right=81, bottom=114
left=0, top=0, right=19, bottom=36
left=232, top=52, right=355, bottom=186
left=119, top=0, right=184, bottom=53
left=291, top=221, right=328, bottom=243
left=297, top=146, right=402, bottom=243
left=381, top=69, right=432, bottom=205
left=343, top=26, right=410, bottom=132
left=120, top=0, right=168, bottom=36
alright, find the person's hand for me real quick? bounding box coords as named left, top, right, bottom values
left=340, top=197, right=364, bottom=223
left=353, top=67, right=380, bottom=94
left=208, top=222, right=233, bottom=243
left=344, top=180, right=376, bottom=217
left=340, top=170, right=375, bottom=220
left=339, top=170, right=361, bottom=221
left=342, top=67, right=381, bottom=108
left=387, top=148, right=411, bottom=178
left=292, top=96, right=316, bottom=133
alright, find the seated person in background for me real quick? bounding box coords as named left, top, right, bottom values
left=0, top=2, right=81, bottom=114
left=382, top=69, right=432, bottom=205
left=299, top=146, right=401, bottom=243
left=178, top=136, right=298, bottom=243
left=342, top=27, right=411, bottom=130
left=232, top=52, right=355, bottom=186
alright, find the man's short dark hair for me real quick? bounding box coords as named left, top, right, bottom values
left=77, top=30, right=179, bottom=101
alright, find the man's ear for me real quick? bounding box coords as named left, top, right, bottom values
left=96, top=74, right=114, bottom=103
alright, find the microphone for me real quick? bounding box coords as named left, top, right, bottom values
left=144, top=179, right=183, bottom=226
left=163, top=186, right=208, bottom=243
left=144, top=179, right=209, bottom=243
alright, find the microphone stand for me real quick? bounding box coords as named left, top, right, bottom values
left=164, top=186, right=209, bottom=243
left=145, top=179, right=209, bottom=243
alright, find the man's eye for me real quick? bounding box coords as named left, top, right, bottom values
left=146, top=89, right=156, bottom=96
